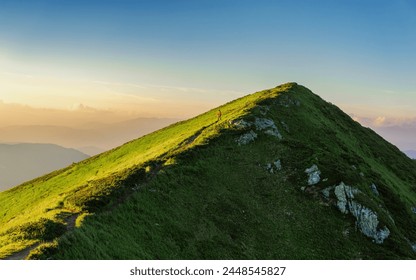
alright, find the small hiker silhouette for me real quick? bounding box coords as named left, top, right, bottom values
left=217, top=109, right=222, bottom=122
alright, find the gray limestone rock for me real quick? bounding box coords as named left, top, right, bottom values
left=334, top=182, right=359, bottom=214
left=233, top=118, right=283, bottom=140
left=321, top=187, right=332, bottom=199
left=254, top=118, right=275, bottom=130
left=266, top=163, right=273, bottom=173
left=234, top=118, right=283, bottom=145
left=266, top=159, right=282, bottom=173
left=236, top=130, right=257, bottom=145
left=274, top=160, right=282, bottom=171
left=331, top=182, right=389, bottom=244
left=305, top=164, right=321, bottom=185
left=233, top=119, right=252, bottom=130
left=348, top=201, right=390, bottom=244
left=264, top=129, right=283, bottom=139
left=334, top=183, right=349, bottom=214
left=370, top=183, right=379, bottom=196
left=254, top=118, right=283, bottom=139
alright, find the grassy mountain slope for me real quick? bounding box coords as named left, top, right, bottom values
left=0, top=85, right=268, bottom=258
left=1, top=83, right=415, bottom=259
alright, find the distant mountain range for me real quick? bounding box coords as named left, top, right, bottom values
left=0, top=143, right=89, bottom=191
left=0, top=117, right=178, bottom=155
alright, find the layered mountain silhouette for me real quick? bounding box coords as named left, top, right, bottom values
left=0, top=83, right=415, bottom=260
left=0, top=117, right=178, bottom=156
left=0, top=143, right=89, bottom=191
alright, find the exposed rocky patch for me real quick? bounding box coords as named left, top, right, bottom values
left=233, top=119, right=252, bottom=130
left=233, top=117, right=283, bottom=144
left=349, top=201, right=390, bottom=244
left=321, top=187, right=332, bottom=199
left=334, top=182, right=360, bottom=214
left=254, top=118, right=282, bottom=139
left=236, top=130, right=257, bottom=145
left=329, top=182, right=390, bottom=244
left=370, top=183, right=379, bottom=196
left=266, top=159, right=282, bottom=174
left=305, top=164, right=321, bottom=185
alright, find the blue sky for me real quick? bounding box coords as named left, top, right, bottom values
left=0, top=0, right=415, bottom=119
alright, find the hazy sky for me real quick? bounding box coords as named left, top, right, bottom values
left=1, top=0, right=415, bottom=120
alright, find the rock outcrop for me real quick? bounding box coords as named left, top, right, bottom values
left=305, top=164, right=321, bottom=185
left=236, top=130, right=257, bottom=145
left=233, top=119, right=252, bottom=130
left=233, top=116, right=283, bottom=144
left=330, top=182, right=390, bottom=244
left=334, top=182, right=360, bottom=214
left=266, top=159, right=282, bottom=173
left=370, top=183, right=379, bottom=196
left=254, top=118, right=282, bottom=139
left=348, top=200, right=390, bottom=244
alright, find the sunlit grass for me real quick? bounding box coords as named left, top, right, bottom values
left=1, top=82, right=415, bottom=259
left=0, top=83, right=286, bottom=258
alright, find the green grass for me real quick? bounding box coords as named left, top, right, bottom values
left=47, top=132, right=396, bottom=259
left=1, top=82, right=415, bottom=259
left=0, top=83, right=289, bottom=258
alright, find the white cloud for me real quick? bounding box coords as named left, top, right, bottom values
left=68, top=103, right=100, bottom=112
left=352, top=114, right=416, bottom=128
left=373, top=116, right=386, bottom=127
left=350, top=114, right=416, bottom=151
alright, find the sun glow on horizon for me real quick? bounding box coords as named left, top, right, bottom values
left=1, top=0, right=415, bottom=128
left=0, top=64, right=246, bottom=121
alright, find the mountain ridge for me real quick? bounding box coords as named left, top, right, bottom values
left=1, top=83, right=415, bottom=259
